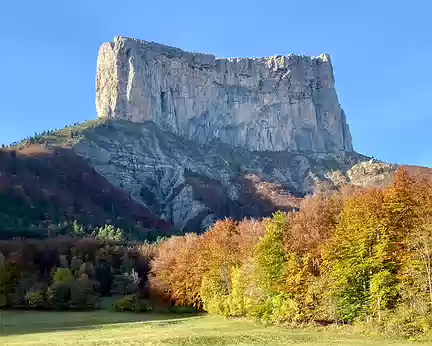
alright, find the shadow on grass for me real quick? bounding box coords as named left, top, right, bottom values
left=0, top=310, right=201, bottom=336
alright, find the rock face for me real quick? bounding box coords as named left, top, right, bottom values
left=73, top=120, right=362, bottom=232
left=96, top=36, right=353, bottom=153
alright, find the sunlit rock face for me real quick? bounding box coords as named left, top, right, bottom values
left=96, top=36, right=353, bottom=154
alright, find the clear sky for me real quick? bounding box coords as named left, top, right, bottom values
left=0, top=1, right=431, bottom=166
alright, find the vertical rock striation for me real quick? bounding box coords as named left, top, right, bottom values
left=96, top=36, right=353, bottom=153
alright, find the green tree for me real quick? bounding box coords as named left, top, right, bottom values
left=253, top=212, right=289, bottom=295
left=325, top=189, right=399, bottom=322
left=369, top=270, right=398, bottom=322
left=95, top=225, right=125, bottom=242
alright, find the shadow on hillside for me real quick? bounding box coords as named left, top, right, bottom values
left=0, top=310, right=200, bottom=336
left=182, top=170, right=301, bottom=233
left=0, top=145, right=175, bottom=239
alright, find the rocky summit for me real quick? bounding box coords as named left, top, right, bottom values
left=96, top=36, right=352, bottom=153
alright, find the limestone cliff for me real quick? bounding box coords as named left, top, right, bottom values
left=96, top=36, right=353, bottom=153
left=70, top=36, right=376, bottom=231
left=72, top=120, right=363, bottom=232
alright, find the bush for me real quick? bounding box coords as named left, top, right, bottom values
left=200, top=272, right=230, bottom=316
left=113, top=294, right=134, bottom=312
left=227, top=263, right=264, bottom=318
left=113, top=294, right=152, bottom=312
left=78, top=262, right=95, bottom=278
left=227, top=266, right=247, bottom=317
left=25, top=289, right=45, bottom=309
left=52, top=268, right=73, bottom=285
left=10, top=275, right=37, bottom=308
left=380, top=306, right=432, bottom=338
left=250, top=294, right=301, bottom=325
left=70, top=256, right=84, bottom=275
left=47, top=282, right=71, bottom=309
left=265, top=294, right=301, bottom=324
left=69, top=275, right=100, bottom=310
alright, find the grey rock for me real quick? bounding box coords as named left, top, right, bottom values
left=346, top=160, right=395, bottom=188
left=73, top=120, right=364, bottom=232
left=96, top=36, right=353, bottom=153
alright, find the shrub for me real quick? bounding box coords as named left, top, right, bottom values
left=69, top=275, right=100, bottom=310
left=0, top=261, right=18, bottom=308
left=47, top=282, right=71, bottom=309
left=264, top=294, right=301, bottom=324
left=380, top=305, right=432, bottom=338
left=25, top=289, right=45, bottom=309
left=113, top=294, right=152, bottom=312
left=112, top=294, right=134, bottom=312
left=52, top=268, right=73, bottom=285
left=78, top=262, right=95, bottom=278
left=10, top=275, right=37, bottom=308
left=227, top=267, right=247, bottom=317
left=59, top=254, right=69, bottom=268
left=95, top=264, right=113, bottom=295
left=70, top=256, right=84, bottom=275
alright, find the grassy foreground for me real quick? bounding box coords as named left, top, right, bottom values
left=0, top=310, right=423, bottom=345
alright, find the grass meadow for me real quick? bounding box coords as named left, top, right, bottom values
left=0, top=310, right=424, bottom=345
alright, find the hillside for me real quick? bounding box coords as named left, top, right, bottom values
left=0, top=141, right=175, bottom=239
left=0, top=118, right=386, bottom=234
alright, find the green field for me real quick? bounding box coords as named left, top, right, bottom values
left=0, top=310, right=423, bottom=345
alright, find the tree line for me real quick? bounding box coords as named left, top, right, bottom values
left=0, top=236, right=158, bottom=311
left=149, top=169, right=432, bottom=338
left=1, top=169, right=432, bottom=337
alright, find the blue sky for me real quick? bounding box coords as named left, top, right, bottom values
left=0, top=1, right=431, bottom=166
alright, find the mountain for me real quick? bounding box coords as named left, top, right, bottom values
left=2, top=36, right=424, bottom=235
left=90, top=36, right=370, bottom=231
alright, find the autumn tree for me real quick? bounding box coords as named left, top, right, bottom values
left=149, top=234, right=203, bottom=308
left=324, top=188, right=400, bottom=322
left=253, top=212, right=289, bottom=295
left=288, top=193, right=342, bottom=271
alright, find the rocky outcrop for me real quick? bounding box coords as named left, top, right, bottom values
left=96, top=36, right=353, bottom=153
left=73, top=120, right=363, bottom=232
left=346, top=159, right=396, bottom=188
